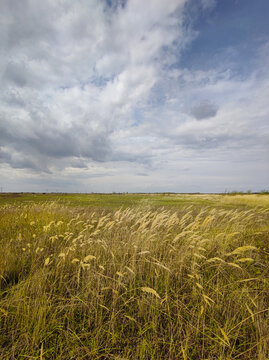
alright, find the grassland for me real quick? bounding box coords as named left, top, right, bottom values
left=0, top=193, right=268, bottom=359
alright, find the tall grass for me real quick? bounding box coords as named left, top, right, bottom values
left=0, top=199, right=268, bottom=359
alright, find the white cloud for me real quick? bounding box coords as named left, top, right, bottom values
left=201, top=0, right=216, bottom=10
left=0, top=0, right=189, bottom=168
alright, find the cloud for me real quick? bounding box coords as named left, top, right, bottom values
left=0, top=0, right=268, bottom=192
left=0, top=0, right=190, bottom=173
left=201, top=0, right=216, bottom=10
left=189, top=100, right=218, bottom=120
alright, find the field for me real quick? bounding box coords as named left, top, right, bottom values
left=0, top=193, right=268, bottom=359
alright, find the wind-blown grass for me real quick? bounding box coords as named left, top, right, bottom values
left=0, top=197, right=268, bottom=359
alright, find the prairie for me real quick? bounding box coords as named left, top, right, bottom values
left=0, top=194, right=268, bottom=359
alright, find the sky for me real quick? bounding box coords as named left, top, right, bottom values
left=0, top=0, right=268, bottom=193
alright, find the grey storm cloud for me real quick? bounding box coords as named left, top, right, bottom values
left=0, top=116, right=112, bottom=169
left=190, top=100, right=218, bottom=120
left=3, top=62, right=30, bottom=88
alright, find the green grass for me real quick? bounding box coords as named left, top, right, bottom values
left=0, top=194, right=268, bottom=359
left=0, top=192, right=210, bottom=208
left=1, top=192, right=268, bottom=209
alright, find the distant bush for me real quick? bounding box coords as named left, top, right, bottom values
left=260, top=189, right=269, bottom=194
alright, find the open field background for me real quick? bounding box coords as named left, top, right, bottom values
left=1, top=192, right=269, bottom=209
left=0, top=194, right=268, bottom=359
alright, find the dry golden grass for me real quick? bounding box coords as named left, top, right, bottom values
left=0, top=197, right=268, bottom=359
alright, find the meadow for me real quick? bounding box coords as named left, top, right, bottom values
left=0, top=193, right=268, bottom=359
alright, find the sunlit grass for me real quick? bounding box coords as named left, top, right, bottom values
left=0, top=195, right=268, bottom=359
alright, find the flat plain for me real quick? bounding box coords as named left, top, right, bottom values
left=0, top=193, right=268, bottom=359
